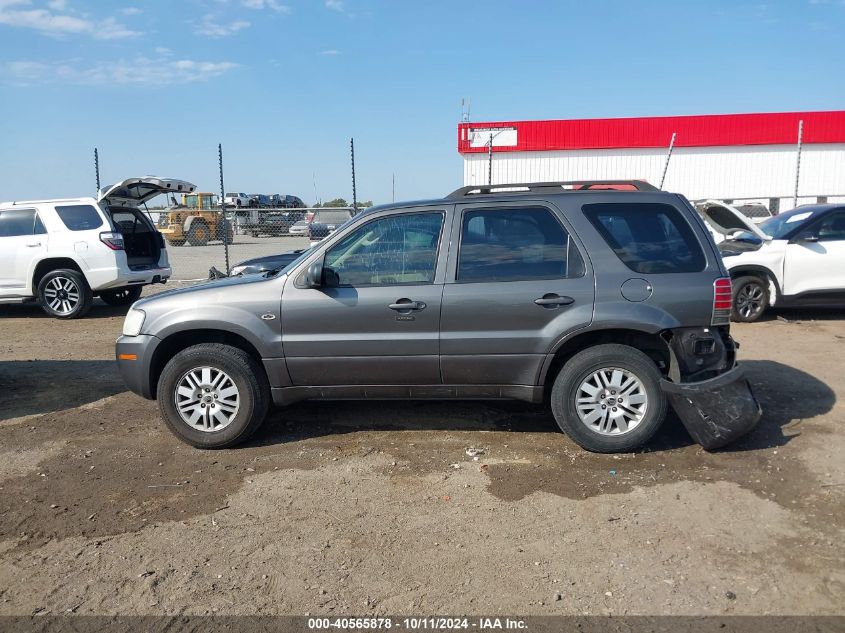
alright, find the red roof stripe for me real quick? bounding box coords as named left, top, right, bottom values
left=457, top=111, right=845, bottom=154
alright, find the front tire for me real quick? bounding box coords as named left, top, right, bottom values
left=731, top=276, right=769, bottom=322
left=37, top=269, right=93, bottom=319
left=550, top=344, right=668, bottom=453
left=157, top=343, right=270, bottom=448
left=99, top=285, right=143, bottom=307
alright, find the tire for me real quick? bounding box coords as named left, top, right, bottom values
left=157, top=343, right=271, bottom=449
left=186, top=221, right=210, bottom=247
left=731, top=275, right=769, bottom=323
left=550, top=344, right=668, bottom=453
left=37, top=269, right=93, bottom=319
left=99, top=285, right=143, bottom=307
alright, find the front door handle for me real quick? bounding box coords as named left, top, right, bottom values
left=534, top=294, right=574, bottom=307
left=389, top=299, right=426, bottom=311
left=25, top=242, right=42, bottom=247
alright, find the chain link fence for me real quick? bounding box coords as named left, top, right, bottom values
left=157, top=205, right=357, bottom=281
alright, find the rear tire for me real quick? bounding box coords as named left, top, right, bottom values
left=731, top=276, right=769, bottom=322
left=186, top=221, right=210, bottom=246
left=99, top=286, right=143, bottom=307
left=37, top=269, right=93, bottom=319
left=157, top=343, right=271, bottom=449
left=550, top=344, right=667, bottom=453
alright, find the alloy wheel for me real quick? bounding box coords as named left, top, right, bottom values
left=575, top=367, right=648, bottom=435
left=736, top=283, right=764, bottom=319
left=174, top=366, right=240, bottom=432
left=43, top=276, right=80, bottom=315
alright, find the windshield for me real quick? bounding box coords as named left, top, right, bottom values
left=314, top=210, right=351, bottom=224
left=759, top=207, right=819, bottom=239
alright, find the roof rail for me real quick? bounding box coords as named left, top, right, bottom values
left=446, top=180, right=659, bottom=199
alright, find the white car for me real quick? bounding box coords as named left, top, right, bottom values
left=697, top=200, right=845, bottom=322
left=0, top=176, right=195, bottom=319
left=223, top=192, right=251, bottom=208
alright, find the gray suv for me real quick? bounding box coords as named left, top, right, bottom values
left=116, top=181, right=761, bottom=453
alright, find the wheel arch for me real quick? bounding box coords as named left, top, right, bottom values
left=728, top=265, right=781, bottom=300
left=539, top=327, right=672, bottom=392
left=149, top=329, right=265, bottom=399
left=32, top=257, right=85, bottom=293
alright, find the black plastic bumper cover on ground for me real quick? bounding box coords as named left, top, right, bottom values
left=661, top=364, right=762, bottom=450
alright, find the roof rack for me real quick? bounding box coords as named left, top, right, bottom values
left=446, top=180, right=659, bottom=199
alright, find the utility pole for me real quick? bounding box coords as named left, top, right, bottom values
left=94, top=147, right=101, bottom=193
left=659, top=132, right=676, bottom=190
left=794, top=120, right=803, bottom=209
left=392, top=173, right=395, bottom=203
left=350, top=137, right=358, bottom=212
left=218, top=143, right=230, bottom=273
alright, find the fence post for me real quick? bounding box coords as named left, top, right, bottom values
left=218, top=143, right=230, bottom=273
left=487, top=133, right=493, bottom=186
left=794, top=120, right=803, bottom=209
left=350, top=137, right=358, bottom=212
left=659, top=132, right=676, bottom=190
left=94, top=147, right=100, bottom=193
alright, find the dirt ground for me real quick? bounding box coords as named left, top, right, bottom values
left=0, top=295, right=843, bottom=617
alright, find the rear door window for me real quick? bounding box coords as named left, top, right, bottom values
left=583, top=202, right=705, bottom=274
left=0, top=208, right=42, bottom=237
left=54, top=205, right=104, bottom=231
left=457, top=207, right=585, bottom=282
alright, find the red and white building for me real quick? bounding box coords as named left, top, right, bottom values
left=458, top=110, right=845, bottom=213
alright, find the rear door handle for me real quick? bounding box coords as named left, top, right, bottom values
left=26, top=242, right=42, bottom=247
left=389, top=299, right=426, bottom=311
left=534, top=294, right=574, bottom=307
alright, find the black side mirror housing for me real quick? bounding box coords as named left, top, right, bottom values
left=306, top=260, right=323, bottom=288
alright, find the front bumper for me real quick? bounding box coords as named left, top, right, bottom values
left=661, top=364, right=762, bottom=450
left=115, top=334, right=161, bottom=400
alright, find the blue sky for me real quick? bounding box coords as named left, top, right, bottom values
left=1, top=0, right=844, bottom=205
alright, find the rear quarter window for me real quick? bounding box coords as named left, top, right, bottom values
left=54, top=205, right=104, bottom=231
left=583, top=202, right=705, bottom=274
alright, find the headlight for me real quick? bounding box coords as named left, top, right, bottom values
left=122, top=308, right=146, bottom=336
left=229, top=265, right=247, bottom=276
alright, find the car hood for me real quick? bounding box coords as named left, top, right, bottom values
left=134, top=273, right=277, bottom=308
left=98, top=177, right=197, bottom=207
left=695, top=199, right=770, bottom=240
left=235, top=249, right=307, bottom=268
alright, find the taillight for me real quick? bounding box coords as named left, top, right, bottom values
left=712, top=277, right=732, bottom=325
left=100, top=231, right=125, bottom=250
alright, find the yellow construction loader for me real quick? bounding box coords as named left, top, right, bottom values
left=157, top=192, right=232, bottom=246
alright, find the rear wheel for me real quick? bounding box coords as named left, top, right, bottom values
left=731, top=276, right=769, bottom=322
left=99, top=285, right=143, bottom=307
left=37, top=269, right=93, bottom=319
left=157, top=343, right=271, bottom=448
left=550, top=344, right=667, bottom=453
left=186, top=221, right=210, bottom=246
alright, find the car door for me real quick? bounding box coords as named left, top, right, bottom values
left=281, top=207, right=450, bottom=386
left=439, top=202, right=595, bottom=386
left=783, top=209, right=845, bottom=296
left=0, top=208, right=48, bottom=295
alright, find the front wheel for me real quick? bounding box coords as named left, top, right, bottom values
left=186, top=221, right=210, bottom=246
left=550, top=344, right=668, bottom=453
left=37, top=269, right=93, bottom=319
left=99, top=285, right=143, bottom=307
left=157, top=343, right=271, bottom=448
left=731, top=276, right=769, bottom=322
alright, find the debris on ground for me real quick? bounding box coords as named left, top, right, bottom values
left=465, top=447, right=485, bottom=458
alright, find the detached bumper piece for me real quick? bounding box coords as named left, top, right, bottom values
left=661, top=364, right=761, bottom=450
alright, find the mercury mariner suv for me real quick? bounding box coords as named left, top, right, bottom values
left=116, top=181, right=762, bottom=453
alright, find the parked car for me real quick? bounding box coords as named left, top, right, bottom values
left=735, top=202, right=772, bottom=224
left=308, top=208, right=355, bottom=242
left=269, top=194, right=306, bottom=209
left=242, top=210, right=307, bottom=237
left=289, top=218, right=310, bottom=236
left=0, top=176, right=192, bottom=319
left=702, top=201, right=845, bottom=322
left=249, top=194, right=271, bottom=209
left=223, top=192, right=250, bottom=208
left=116, top=180, right=761, bottom=453
left=229, top=248, right=309, bottom=276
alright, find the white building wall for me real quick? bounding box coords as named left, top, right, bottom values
left=463, top=143, right=845, bottom=211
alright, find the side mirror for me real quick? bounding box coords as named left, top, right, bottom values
left=306, top=260, right=323, bottom=288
